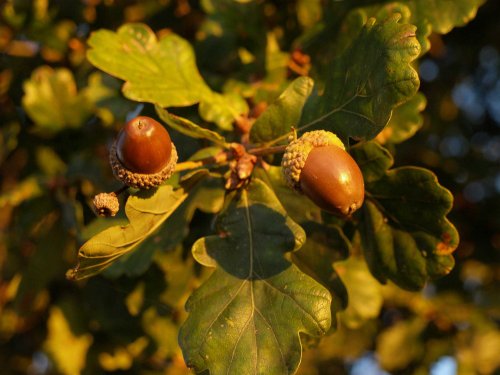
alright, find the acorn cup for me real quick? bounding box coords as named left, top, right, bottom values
left=109, top=116, right=178, bottom=189
left=281, top=130, right=365, bottom=217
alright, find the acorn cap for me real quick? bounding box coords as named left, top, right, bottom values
left=281, top=130, right=345, bottom=191
left=109, top=141, right=178, bottom=189
left=93, top=192, right=120, bottom=217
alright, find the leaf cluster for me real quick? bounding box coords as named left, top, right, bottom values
left=0, top=1, right=495, bottom=375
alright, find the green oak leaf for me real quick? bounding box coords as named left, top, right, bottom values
left=299, top=14, right=420, bottom=141
left=404, top=0, right=486, bottom=34
left=257, top=168, right=350, bottom=326
left=292, top=221, right=350, bottom=328
left=377, top=92, right=426, bottom=144
left=66, top=185, right=187, bottom=281
left=352, top=142, right=458, bottom=290
left=350, top=141, right=393, bottom=183
left=254, top=166, right=321, bottom=224
left=376, top=318, right=426, bottom=372
left=22, top=66, right=93, bottom=134
left=362, top=3, right=431, bottom=56
left=334, top=256, right=383, bottom=329
left=87, top=23, right=245, bottom=129
left=129, top=169, right=226, bottom=262
left=86, top=24, right=207, bottom=106
left=250, top=77, right=314, bottom=144
left=296, top=0, right=323, bottom=29
left=179, top=179, right=331, bottom=375
left=347, top=0, right=484, bottom=55
left=198, top=91, right=249, bottom=131
left=155, top=105, right=227, bottom=146
left=44, top=306, right=93, bottom=375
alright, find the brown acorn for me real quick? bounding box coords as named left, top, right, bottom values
left=281, top=130, right=364, bottom=217
left=110, top=116, right=177, bottom=189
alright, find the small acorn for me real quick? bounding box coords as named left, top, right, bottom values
left=281, top=130, right=364, bottom=217
left=110, top=116, right=177, bottom=189
left=93, top=192, right=120, bottom=217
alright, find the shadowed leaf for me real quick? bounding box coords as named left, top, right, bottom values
left=352, top=142, right=458, bottom=290
left=66, top=185, right=187, bottom=280
left=179, top=179, right=331, bottom=375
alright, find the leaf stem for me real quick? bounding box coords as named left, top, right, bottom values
left=174, top=151, right=230, bottom=172
left=263, top=92, right=361, bottom=147
left=247, top=145, right=287, bottom=156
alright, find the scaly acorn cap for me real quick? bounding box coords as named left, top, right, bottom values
left=93, top=192, right=120, bottom=217
left=109, top=142, right=178, bottom=189
left=281, top=130, right=345, bottom=191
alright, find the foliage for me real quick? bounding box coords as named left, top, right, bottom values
left=1, top=1, right=498, bottom=375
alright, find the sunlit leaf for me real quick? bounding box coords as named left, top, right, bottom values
left=155, top=105, right=228, bottom=146
left=376, top=318, right=426, bottom=372
left=250, top=77, right=314, bottom=144
left=300, top=14, right=420, bottom=141
left=137, top=170, right=225, bottom=256
left=35, top=146, right=67, bottom=176
left=405, top=0, right=486, bottom=34
left=334, top=256, right=383, bottom=329
left=353, top=142, right=458, bottom=290
left=22, top=66, right=93, bottom=133
left=98, top=337, right=149, bottom=371
left=142, top=307, right=180, bottom=359
left=376, top=92, right=426, bottom=144
left=87, top=23, right=245, bottom=129
left=297, top=0, right=322, bottom=29
left=179, top=179, right=331, bottom=375
left=44, top=306, right=93, bottom=375
left=81, top=72, right=137, bottom=125
left=66, top=185, right=188, bottom=280
left=87, top=24, right=207, bottom=106
left=198, top=91, right=249, bottom=131
left=0, top=176, right=43, bottom=208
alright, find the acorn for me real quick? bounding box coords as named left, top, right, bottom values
left=281, top=130, right=364, bottom=217
left=109, top=116, right=177, bottom=189
left=93, top=192, right=120, bottom=217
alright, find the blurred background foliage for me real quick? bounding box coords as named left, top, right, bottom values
left=0, top=0, right=499, bottom=374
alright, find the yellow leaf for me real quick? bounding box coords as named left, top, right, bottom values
left=44, top=307, right=93, bottom=375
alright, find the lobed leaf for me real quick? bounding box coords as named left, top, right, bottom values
left=87, top=24, right=208, bottom=106
left=353, top=142, right=458, bottom=290
left=22, top=66, right=93, bottom=134
left=299, top=14, right=420, bottom=141
left=87, top=23, right=245, bottom=129
left=404, top=0, right=486, bottom=34
left=179, top=179, right=331, bottom=375
left=66, top=185, right=187, bottom=280
left=376, top=92, right=426, bottom=144
left=250, top=77, right=314, bottom=144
